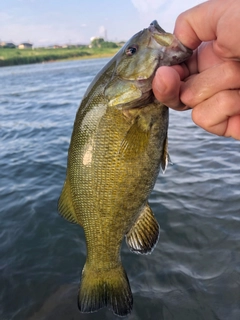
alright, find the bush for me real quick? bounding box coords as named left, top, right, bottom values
left=101, top=41, right=118, bottom=48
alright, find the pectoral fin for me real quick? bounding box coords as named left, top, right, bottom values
left=126, top=203, right=159, bottom=254
left=161, top=137, right=170, bottom=173
left=58, top=176, right=79, bottom=225
left=118, top=120, right=150, bottom=158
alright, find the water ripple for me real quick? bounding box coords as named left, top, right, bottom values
left=0, top=59, right=240, bottom=320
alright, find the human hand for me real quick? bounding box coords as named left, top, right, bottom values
left=152, top=0, right=240, bottom=139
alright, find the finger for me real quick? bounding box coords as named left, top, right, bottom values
left=196, top=41, right=224, bottom=72
left=181, top=61, right=240, bottom=107
left=174, top=0, right=229, bottom=49
left=152, top=66, right=189, bottom=110
left=191, top=89, right=240, bottom=139
left=211, top=1, right=240, bottom=59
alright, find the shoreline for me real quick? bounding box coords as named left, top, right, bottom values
left=0, top=47, right=119, bottom=67
left=36, top=52, right=117, bottom=66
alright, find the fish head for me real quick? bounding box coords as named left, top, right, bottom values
left=105, top=20, right=192, bottom=108
left=117, top=20, right=192, bottom=80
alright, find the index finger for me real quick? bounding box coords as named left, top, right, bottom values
left=173, top=0, right=226, bottom=49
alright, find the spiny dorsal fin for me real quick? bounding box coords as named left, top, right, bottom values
left=58, top=176, right=79, bottom=225
left=125, top=203, right=159, bottom=254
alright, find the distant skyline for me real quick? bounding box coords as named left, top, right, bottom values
left=1, top=0, right=203, bottom=47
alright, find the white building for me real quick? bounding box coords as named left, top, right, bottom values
left=18, top=43, right=33, bottom=49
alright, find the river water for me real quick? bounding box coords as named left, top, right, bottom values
left=0, top=58, right=240, bottom=320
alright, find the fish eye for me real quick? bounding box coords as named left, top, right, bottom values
left=126, top=45, right=138, bottom=56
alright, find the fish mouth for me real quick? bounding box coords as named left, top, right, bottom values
left=148, top=20, right=192, bottom=65
left=149, top=20, right=166, bottom=33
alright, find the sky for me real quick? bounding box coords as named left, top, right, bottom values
left=0, top=0, right=203, bottom=47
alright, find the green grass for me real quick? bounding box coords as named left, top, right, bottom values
left=0, top=47, right=120, bottom=67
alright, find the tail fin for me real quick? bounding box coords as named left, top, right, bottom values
left=78, top=263, right=133, bottom=317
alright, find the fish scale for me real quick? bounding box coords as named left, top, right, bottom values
left=58, top=20, right=192, bottom=316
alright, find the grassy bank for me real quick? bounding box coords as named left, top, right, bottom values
left=0, top=47, right=120, bottom=67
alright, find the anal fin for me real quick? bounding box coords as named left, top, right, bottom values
left=58, top=176, right=79, bottom=225
left=126, top=203, right=159, bottom=254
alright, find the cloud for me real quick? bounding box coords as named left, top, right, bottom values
left=17, top=0, right=36, bottom=2
left=98, top=26, right=107, bottom=38
left=0, top=12, right=12, bottom=21
left=131, top=0, right=168, bottom=13
left=131, top=0, right=203, bottom=33
left=0, top=22, right=88, bottom=46
left=131, top=0, right=174, bottom=31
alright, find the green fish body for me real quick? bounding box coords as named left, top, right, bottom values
left=58, top=20, right=192, bottom=316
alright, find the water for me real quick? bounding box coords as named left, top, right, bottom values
left=0, top=59, right=240, bottom=320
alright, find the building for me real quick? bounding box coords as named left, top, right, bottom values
left=0, top=42, right=16, bottom=48
left=18, top=43, right=33, bottom=49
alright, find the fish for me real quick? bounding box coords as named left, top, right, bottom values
left=58, top=20, right=192, bottom=317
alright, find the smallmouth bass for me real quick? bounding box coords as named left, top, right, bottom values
left=58, top=20, right=192, bottom=316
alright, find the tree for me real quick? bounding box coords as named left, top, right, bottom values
left=90, top=38, right=118, bottom=49
left=91, top=38, right=104, bottom=48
